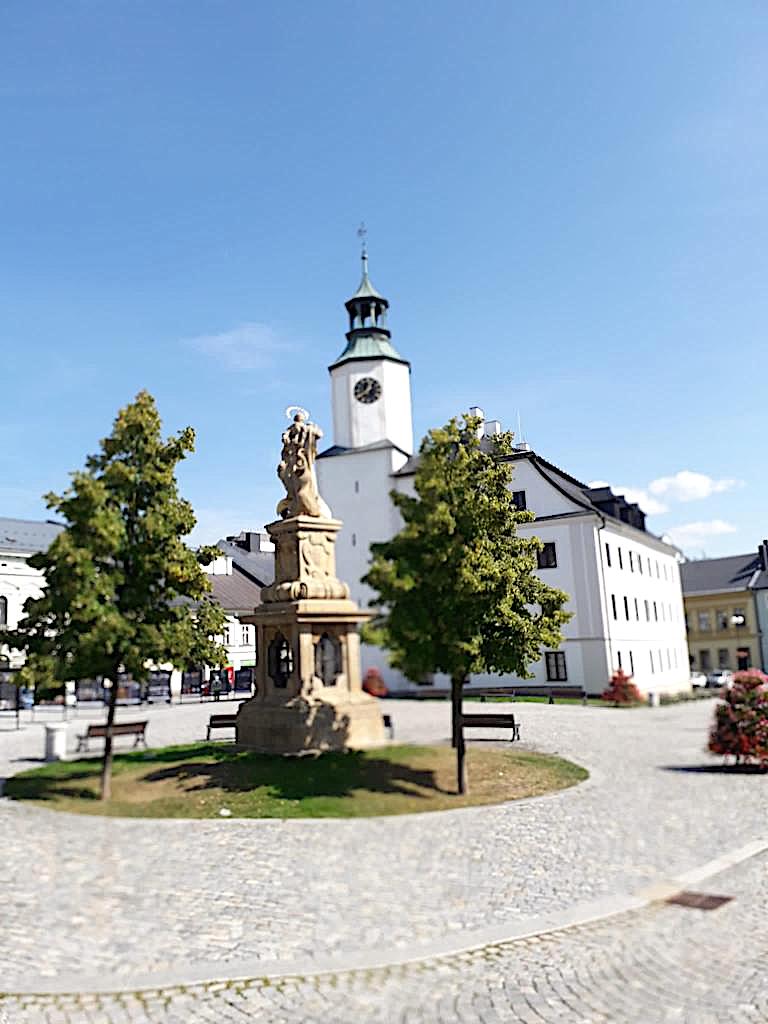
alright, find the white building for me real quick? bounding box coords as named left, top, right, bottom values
left=0, top=516, right=269, bottom=699
left=317, top=258, right=690, bottom=696
left=0, top=517, right=63, bottom=665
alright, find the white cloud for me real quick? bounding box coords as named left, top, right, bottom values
left=184, top=323, right=290, bottom=371
left=648, top=470, right=742, bottom=503
left=665, top=519, right=738, bottom=551
left=613, top=486, right=668, bottom=517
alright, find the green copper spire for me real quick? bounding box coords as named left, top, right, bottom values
left=329, top=233, right=408, bottom=370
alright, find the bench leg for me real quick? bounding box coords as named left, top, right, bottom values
left=206, top=727, right=211, bottom=741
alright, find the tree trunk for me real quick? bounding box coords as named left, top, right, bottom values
left=100, top=671, right=120, bottom=801
left=451, top=674, right=468, bottom=795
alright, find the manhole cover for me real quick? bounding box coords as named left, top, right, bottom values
left=666, top=890, right=733, bottom=911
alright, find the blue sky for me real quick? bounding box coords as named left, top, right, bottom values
left=1, top=1, right=766, bottom=557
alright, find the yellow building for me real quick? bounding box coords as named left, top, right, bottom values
left=681, top=553, right=763, bottom=673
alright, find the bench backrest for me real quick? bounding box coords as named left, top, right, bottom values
left=209, top=715, right=238, bottom=727
left=461, top=714, right=517, bottom=727
left=87, top=721, right=148, bottom=737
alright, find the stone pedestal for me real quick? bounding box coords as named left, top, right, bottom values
left=236, top=515, right=386, bottom=753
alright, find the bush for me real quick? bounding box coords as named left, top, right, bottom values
left=709, top=669, right=768, bottom=766
left=602, top=669, right=642, bottom=705
left=362, top=667, right=388, bottom=698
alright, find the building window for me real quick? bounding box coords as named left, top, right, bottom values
left=315, top=633, right=342, bottom=686
left=716, top=610, right=728, bottom=631
left=618, top=548, right=623, bottom=570
left=605, top=543, right=611, bottom=567
left=223, top=623, right=233, bottom=646
left=617, top=650, right=623, bottom=669
left=629, top=552, right=634, bottom=572
left=650, top=650, right=655, bottom=673
left=656, top=561, right=660, bottom=578
left=545, top=651, right=567, bottom=681
left=667, top=649, right=671, bottom=669
left=661, top=603, right=665, bottom=621
left=718, top=648, right=730, bottom=668
left=644, top=599, right=650, bottom=621
left=268, top=632, right=293, bottom=688
left=638, top=557, right=643, bottom=575
left=0, top=596, right=6, bottom=627
left=351, top=532, right=356, bottom=547
left=737, top=647, right=751, bottom=670
left=629, top=650, right=635, bottom=674
left=700, top=649, right=711, bottom=671
left=537, top=543, right=557, bottom=569
left=697, top=611, right=711, bottom=632
left=658, top=648, right=663, bottom=670
left=611, top=594, right=617, bottom=620
left=623, top=596, right=629, bottom=620
left=241, top=625, right=251, bottom=646
left=634, top=598, right=639, bottom=620
left=648, top=557, right=652, bottom=574
left=653, top=601, right=658, bottom=621
left=512, top=490, right=527, bottom=511
left=354, top=480, right=360, bottom=494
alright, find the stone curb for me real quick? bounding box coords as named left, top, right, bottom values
left=7, top=835, right=767, bottom=998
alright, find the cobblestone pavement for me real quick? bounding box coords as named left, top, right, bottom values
left=1, top=697, right=766, bottom=996
left=2, top=851, right=766, bottom=1023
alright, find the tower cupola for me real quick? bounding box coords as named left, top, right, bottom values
left=330, top=238, right=408, bottom=371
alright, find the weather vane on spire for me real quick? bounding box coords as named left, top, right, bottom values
left=357, top=221, right=368, bottom=270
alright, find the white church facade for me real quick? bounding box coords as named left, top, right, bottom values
left=317, top=256, right=691, bottom=697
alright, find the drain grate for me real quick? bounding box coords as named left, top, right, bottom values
left=666, top=890, right=733, bottom=911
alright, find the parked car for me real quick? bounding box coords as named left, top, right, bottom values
left=706, top=669, right=734, bottom=689
left=690, top=672, right=708, bottom=689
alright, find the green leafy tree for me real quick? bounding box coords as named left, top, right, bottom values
left=1, top=391, right=226, bottom=799
left=363, top=414, right=571, bottom=794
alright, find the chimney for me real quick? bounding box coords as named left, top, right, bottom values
left=760, top=539, right=768, bottom=571
left=468, top=406, right=485, bottom=439
left=484, top=419, right=502, bottom=436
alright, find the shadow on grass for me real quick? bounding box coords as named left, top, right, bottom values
left=140, top=748, right=451, bottom=800
left=661, top=763, right=768, bottom=775
left=6, top=766, right=100, bottom=801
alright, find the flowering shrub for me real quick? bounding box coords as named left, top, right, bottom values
left=602, top=669, right=642, bottom=705
left=709, top=669, right=768, bottom=766
left=362, top=667, right=388, bottom=698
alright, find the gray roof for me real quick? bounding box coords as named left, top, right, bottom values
left=680, top=553, right=763, bottom=595
left=319, top=439, right=411, bottom=460
left=216, top=537, right=274, bottom=586
left=0, top=517, right=63, bottom=554
left=208, top=568, right=264, bottom=614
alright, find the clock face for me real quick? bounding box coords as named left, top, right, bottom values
left=354, top=377, right=382, bottom=404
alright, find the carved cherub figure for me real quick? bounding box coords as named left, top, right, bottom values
left=276, top=412, right=332, bottom=519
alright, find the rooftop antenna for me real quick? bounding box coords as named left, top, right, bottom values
left=517, top=410, right=524, bottom=444
left=357, top=221, right=368, bottom=274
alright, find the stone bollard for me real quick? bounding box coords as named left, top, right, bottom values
left=44, top=722, right=68, bottom=762
left=648, top=692, right=660, bottom=708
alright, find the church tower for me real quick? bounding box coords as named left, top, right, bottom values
left=328, top=242, right=413, bottom=455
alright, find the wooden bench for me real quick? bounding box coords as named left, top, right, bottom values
left=207, top=713, right=238, bottom=740
left=76, top=720, right=148, bottom=752
left=461, top=713, right=521, bottom=741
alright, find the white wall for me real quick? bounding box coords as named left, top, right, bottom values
left=0, top=550, right=47, bottom=667
left=331, top=358, right=413, bottom=454
left=318, top=445, right=408, bottom=613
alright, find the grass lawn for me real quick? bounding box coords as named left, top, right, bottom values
left=5, top=743, right=587, bottom=819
